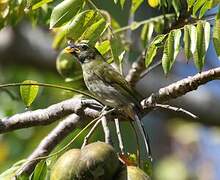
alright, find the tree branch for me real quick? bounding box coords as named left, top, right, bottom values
left=125, top=52, right=146, bottom=86
left=16, top=113, right=82, bottom=176
left=0, top=98, right=102, bottom=133
left=154, top=104, right=198, bottom=119
left=141, top=67, right=220, bottom=108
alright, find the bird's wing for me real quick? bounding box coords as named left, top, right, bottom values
left=94, top=62, right=141, bottom=105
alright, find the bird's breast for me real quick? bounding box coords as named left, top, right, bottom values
left=82, top=69, right=124, bottom=107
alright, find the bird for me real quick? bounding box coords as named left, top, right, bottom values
left=65, top=41, right=152, bottom=160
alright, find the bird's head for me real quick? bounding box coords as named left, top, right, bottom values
left=64, top=41, right=100, bottom=64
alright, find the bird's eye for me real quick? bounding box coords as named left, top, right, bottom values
left=81, top=44, right=88, bottom=50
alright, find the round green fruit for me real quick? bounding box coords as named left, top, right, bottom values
left=116, top=166, right=150, bottom=180
left=56, top=50, right=81, bottom=79
left=50, top=149, right=81, bottom=180
left=77, top=141, right=120, bottom=180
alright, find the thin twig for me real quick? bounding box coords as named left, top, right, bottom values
left=101, top=116, right=113, bottom=145
left=139, top=60, right=162, bottom=80
left=114, top=118, right=124, bottom=154
left=113, top=14, right=175, bottom=33
left=81, top=118, right=102, bottom=148
left=81, top=108, right=115, bottom=148
left=155, top=104, right=198, bottom=119
left=130, top=121, right=141, bottom=167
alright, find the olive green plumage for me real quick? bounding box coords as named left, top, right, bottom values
left=65, top=42, right=151, bottom=160
left=82, top=55, right=141, bottom=108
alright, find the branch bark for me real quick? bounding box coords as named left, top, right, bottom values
left=16, top=113, right=81, bottom=176
left=141, top=67, right=220, bottom=108
left=0, top=98, right=102, bottom=133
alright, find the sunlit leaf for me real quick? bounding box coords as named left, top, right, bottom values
left=79, top=18, right=107, bottom=45
left=145, top=34, right=166, bottom=67
left=199, top=1, right=211, bottom=18
left=20, top=80, right=39, bottom=107
left=162, top=29, right=181, bottom=74
left=32, top=161, right=47, bottom=180
left=213, top=8, right=220, bottom=59
left=187, top=0, right=196, bottom=9
left=52, top=26, right=67, bottom=49
left=95, top=40, right=111, bottom=55
left=141, top=23, right=154, bottom=47
left=172, top=0, right=181, bottom=17
left=50, top=0, right=84, bottom=28
left=131, top=0, right=144, bottom=14
left=32, top=0, right=53, bottom=10
left=193, top=21, right=210, bottom=71
left=192, top=0, right=206, bottom=16
left=120, top=0, right=126, bottom=8
left=183, top=25, right=197, bottom=60
left=148, top=0, right=159, bottom=8
left=66, top=10, right=98, bottom=41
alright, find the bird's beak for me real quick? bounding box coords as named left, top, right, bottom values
left=64, top=46, right=75, bottom=54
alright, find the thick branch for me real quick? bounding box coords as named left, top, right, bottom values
left=16, top=114, right=82, bottom=176
left=17, top=104, right=102, bottom=176
left=0, top=98, right=102, bottom=133
left=141, top=67, right=220, bottom=108
left=125, top=53, right=145, bottom=85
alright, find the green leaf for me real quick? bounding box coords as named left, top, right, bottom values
left=213, top=8, right=220, bottom=59
left=66, top=10, right=98, bottom=41
left=154, top=18, right=164, bottom=33
left=0, top=159, right=26, bottom=180
left=192, top=0, right=206, bottom=16
left=50, top=0, right=84, bottom=28
left=95, top=40, right=111, bottom=55
left=211, top=0, right=220, bottom=8
left=110, top=37, right=125, bottom=65
left=193, top=21, right=210, bottom=71
left=199, top=1, right=212, bottom=18
left=172, top=0, right=181, bottom=17
left=52, top=26, right=67, bottom=49
left=162, top=29, right=181, bottom=74
left=79, top=18, right=107, bottom=45
left=145, top=34, right=166, bottom=67
left=20, top=80, right=39, bottom=107
left=141, top=23, right=154, bottom=47
left=183, top=25, right=197, bottom=60
left=131, top=0, right=144, bottom=14
left=184, top=25, right=191, bottom=60
left=32, top=161, right=47, bottom=180
left=120, top=0, right=126, bottom=8
left=32, top=0, right=53, bottom=10
left=187, top=0, right=196, bottom=9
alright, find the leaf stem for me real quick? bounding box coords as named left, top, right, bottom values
left=0, top=82, right=97, bottom=100
left=114, top=13, right=176, bottom=33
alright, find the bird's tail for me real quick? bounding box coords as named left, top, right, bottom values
left=133, top=107, right=152, bottom=161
